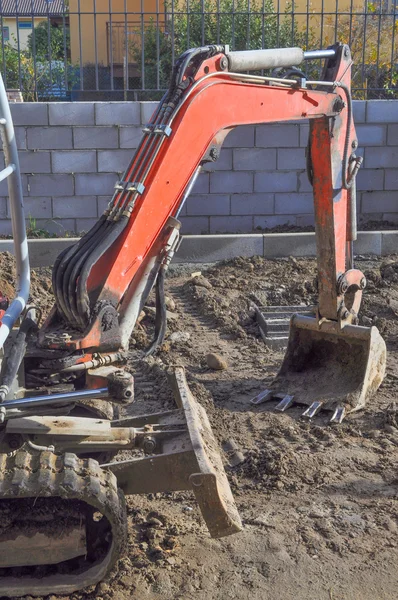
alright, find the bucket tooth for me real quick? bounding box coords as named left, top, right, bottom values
left=330, top=405, right=346, bottom=424
left=270, top=315, right=387, bottom=418
left=275, top=394, right=295, bottom=412
left=250, top=389, right=273, bottom=406
left=302, top=400, right=323, bottom=419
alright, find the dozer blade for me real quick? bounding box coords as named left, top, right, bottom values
left=168, top=367, right=242, bottom=538
left=269, top=315, right=386, bottom=421
left=106, top=366, right=242, bottom=539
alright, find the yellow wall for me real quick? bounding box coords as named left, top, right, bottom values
left=3, top=17, right=45, bottom=51
left=69, top=0, right=359, bottom=66
left=69, top=0, right=163, bottom=65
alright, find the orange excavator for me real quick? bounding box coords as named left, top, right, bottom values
left=0, top=42, right=386, bottom=596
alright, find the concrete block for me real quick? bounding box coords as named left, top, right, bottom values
left=233, top=148, right=276, bottom=171
left=179, top=216, right=209, bottom=234
left=33, top=218, right=76, bottom=236
left=76, top=218, right=98, bottom=233
left=296, top=214, right=315, bottom=227
left=356, top=168, right=384, bottom=191
left=98, top=149, right=132, bottom=173
left=97, top=196, right=111, bottom=214
left=28, top=174, right=74, bottom=197
left=254, top=215, right=296, bottom=230
left=28, top=238, right=79, bottom=267
left=95, top=102, right=140, bottom=125
left=140, top=102, right=159, bottom=124
left=354, top=231, right=382, bottom=255
left=385, top=170, right=398, bottom=190
left=27, top=127, right=73, bottom=150
left=175, top=234, right=263, bottom=263
left=0, top=238, right=79, bottom=267
left=362, top=191, right=398, bottom=213
left=20, top=197, right=51, bottom=219
left=263, top=232, right=315, bottom=257
left=298, top=170, right=313, bottom=193
left=75, top=173, right=117, bottom=196
left=15, top=127, right=27, bottom=150
left=353, top=100, right=366, bottom=123
left=383, top=213, right=398, bottom=224
left=210, top=215, right=253, bottom=233
left=277, top=148, right=306, bottom=170
left=192, top=173, right=209, bottom=194
left=52, top=151, right=97, bottom=173
left=299, top=124, right=309, bottom=148
left=255, top=171, right=297, bottom=193
left=381, top=231, right=398, bottom=255
left=210, top=172, right=253, bottom=193
left=0, top=220, right=12, bottom=235
left=231, top=193, right=274, bottom=215
left=224, top=126, right=255, bottom=148
left=367, top=100, right=398, bottom=123
left=49, top=103, right=94, bottom=126
left=186, top=194, right=230, bottom=216
left=356, top=124, right=386, bottom=146
left=202, top=149, right=232, bottom=172
left=19, top=151, right=51, bottom=174
left=0, top=198, right=8, bottom=218
left=10, top=103, right=48, bottom=126
left=53, top=196, right=97, bottom=218
left=275, top=193, right=313, bottom=214
left=0, top=175, right=28, bottom=196
left=256, top=124, right=299, bottom=147
left=119, top=126, right=143, bottom=148
left=387, top=124, right=398, bottom=145
left=73, top=126, right=118, bottom=149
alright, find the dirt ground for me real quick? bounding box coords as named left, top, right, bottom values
left=7, top=252, right=398, bottom=600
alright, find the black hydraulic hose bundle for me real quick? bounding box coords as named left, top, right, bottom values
left=145, top=266, right=167, bottom=357
left=51, top=46, right=222, bottom=334
left=76, top=216, right=129, bottom=326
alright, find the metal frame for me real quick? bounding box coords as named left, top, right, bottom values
left=0, top=1, right=396, bottom=99
left=0, top=74, right=30, bottom=350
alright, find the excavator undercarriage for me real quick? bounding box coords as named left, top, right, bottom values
left=0, top=41, right=387, bottom=595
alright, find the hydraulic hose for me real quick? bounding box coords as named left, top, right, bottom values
left=76, top=216, right=130, bottom=325
left=144, top=266, right=167, bottom=356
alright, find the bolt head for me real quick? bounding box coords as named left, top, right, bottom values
left=220, top=56, right=228, bottom=70
left=143, top=436, right=156, bottom=454
left=360, top=277, right=367, bottom=289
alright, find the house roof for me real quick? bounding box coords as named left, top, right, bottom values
left=0, top=0, right=67, bottom=16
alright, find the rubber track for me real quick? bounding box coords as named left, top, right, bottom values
left=0, top=451, right=127, bottom=597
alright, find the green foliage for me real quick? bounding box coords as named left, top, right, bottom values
left=0, top=33, right=40, bottom=101
left=27, top=21, right=69, bottom=61
left=0, top=25, right=73, bottom=101
left=132, top=0, right=307, bottom=90
left=323, top=8, right=398, bottom=99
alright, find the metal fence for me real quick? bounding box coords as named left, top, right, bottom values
left=0, top=0, right=397, bottom=101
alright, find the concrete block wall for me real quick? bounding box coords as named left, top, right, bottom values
left=0, top=99, right=396, bottom=235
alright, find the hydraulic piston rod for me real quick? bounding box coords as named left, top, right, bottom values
left=226, top=47, right=336, bottom=72
left=2, top=387, right=109, bottom=410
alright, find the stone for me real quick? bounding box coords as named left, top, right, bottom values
left=206, top=353, right=228, bottom=370
left=170, top=331, right=190, bottom=344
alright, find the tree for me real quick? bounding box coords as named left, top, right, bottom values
left=132, top=0, right=307, bottom=92
left=27, top=20, right=70, bottom=61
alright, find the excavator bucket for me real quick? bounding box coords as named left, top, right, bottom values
left=270, top=315, right=386, bottom=422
